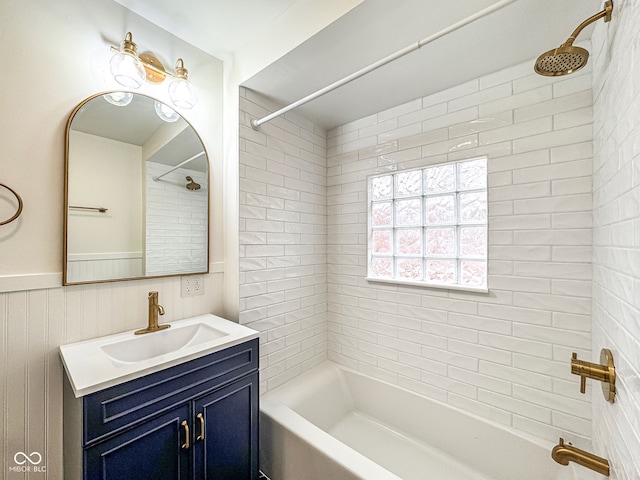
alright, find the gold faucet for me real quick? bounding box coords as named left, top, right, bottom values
left=135, top=291, right=169, bottom=335
left=552, top=438, right=610, bottom=476
left=571, top=349, right=616, bottom=402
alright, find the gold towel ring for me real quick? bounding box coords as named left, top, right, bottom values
left=0, top=182, right=23, bottom=226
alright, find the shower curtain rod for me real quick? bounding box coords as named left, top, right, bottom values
left=153, top=151, right=206, bottom=181
left=251, top=0, right=518, bottom=130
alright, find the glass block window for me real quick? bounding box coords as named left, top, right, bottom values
left=367, top=157, right=488, bottom=290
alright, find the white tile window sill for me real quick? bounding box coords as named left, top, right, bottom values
left=365, top=277, right=489, bottom=294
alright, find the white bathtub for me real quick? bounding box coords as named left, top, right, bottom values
left=260, top=362, right=587, bottom=480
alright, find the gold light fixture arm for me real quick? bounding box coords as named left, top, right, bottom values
left=138, top=53, right=167, bottom=83
left=108, top=32, right=196, bottom=109
left=109, top=33, right=190, bottom=83
left=109, top=45, right=177, bottom=82
left=119, top=31, right=139, bottom=56
left=564, top=0, right=613, bottom=46
left=174, top=58, right=189, bottom=80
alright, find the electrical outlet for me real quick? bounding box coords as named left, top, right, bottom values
left=181, top=275, right=204, bottom=297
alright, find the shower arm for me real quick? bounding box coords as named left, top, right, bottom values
left=251, top=0, right=519, bottom=130
left=563, top=1, right=612, bottom=47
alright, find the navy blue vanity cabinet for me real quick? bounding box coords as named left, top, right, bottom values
left=63, top=339, right=259, bottom=480
left=84, top=404, right=192, bottom=479
left=193, top=372, right=259, bottom=478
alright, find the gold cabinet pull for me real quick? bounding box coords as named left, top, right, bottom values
left=181, top=420, right=190, bottom=449
left=196, top=413, right=205, bottom=441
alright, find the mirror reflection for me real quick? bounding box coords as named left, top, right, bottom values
left=64, top=92, right=209, bottom=285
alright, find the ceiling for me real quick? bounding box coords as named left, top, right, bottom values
left=115, top=0, right=604, bottom=129
left=113, top=0, right=300, bottom=59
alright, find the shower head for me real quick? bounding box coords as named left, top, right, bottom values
left=534, top=45, right=590, bottom=77
left=186, top=176, right=201, bottom=191
left=534, top=1, right=613, bottom=77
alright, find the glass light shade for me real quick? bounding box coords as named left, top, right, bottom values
left=110, top=52, right=146, bottom=89
left=103, top=92, right=133, bottom=107
left=168, top=78, right=196, bottom=109
left=154, top=101, right=180, bottom=122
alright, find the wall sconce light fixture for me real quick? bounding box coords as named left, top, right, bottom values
left=109, top=32, right=196, bottom=109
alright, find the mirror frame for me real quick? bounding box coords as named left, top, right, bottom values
left=63, top=91, right=210, bottom=285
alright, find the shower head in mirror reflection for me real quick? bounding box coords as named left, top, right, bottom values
left=109, top=32, right=197, bottom=109
left=186, top=176, right=201, bottom=191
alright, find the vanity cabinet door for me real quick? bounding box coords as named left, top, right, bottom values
left=193, top=372, right=259, bottom=480
left=84, top=404, right=191, bottom=480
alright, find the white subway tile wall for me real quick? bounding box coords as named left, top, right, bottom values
left=326, top=56, right=594, bottom=446
left=591, top=0, right=640, bottom=478
left=240, top=50, right=595, bottom=444
left=146, top=163, right=208, bottom=275
left=239, top=89, right=329, bottom=393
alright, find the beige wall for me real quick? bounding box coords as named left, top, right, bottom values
left=67, top=131, right=143, bottom=255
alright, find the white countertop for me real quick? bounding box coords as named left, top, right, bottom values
left=59, top=313, right=259, bottom=397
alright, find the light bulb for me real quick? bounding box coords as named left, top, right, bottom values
left=154, top=101, right=180, bottom=122
left=110, top=52, right=146, bottom=89
left=103, top=92, right=133, bottom=107
left=168, top=78, right=196, bottom=109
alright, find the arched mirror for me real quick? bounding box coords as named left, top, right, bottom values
left=63, top=92, right=209, bottom=285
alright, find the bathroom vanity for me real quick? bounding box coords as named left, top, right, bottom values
left=60, top=314, right=260, bottom=480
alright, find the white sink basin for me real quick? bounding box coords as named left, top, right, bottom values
left=101, top=322, right=227, bottom=363
left=60, top=314, right=259, bottom=397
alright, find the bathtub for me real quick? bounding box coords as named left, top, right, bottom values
left=260, top=362, right=588, bottom=480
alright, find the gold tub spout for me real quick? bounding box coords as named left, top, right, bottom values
left=551, top=438, right=610, bottom=476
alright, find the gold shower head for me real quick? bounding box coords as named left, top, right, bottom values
left=534, top=1, right=613, bottom=77
left=535, top=45, right=590, bottom=77
left=186, top=176, right=201, bottom=191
